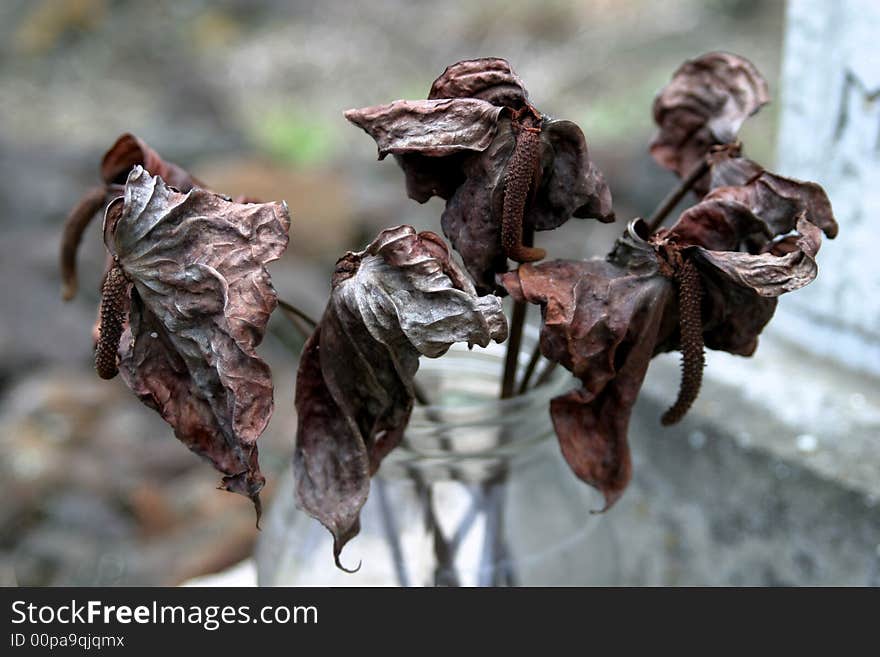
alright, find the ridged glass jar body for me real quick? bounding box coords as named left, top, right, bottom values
left=256, top=337, right=607, bottom=586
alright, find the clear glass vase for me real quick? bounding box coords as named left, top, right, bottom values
left=256, top=332, right=608, bottom=586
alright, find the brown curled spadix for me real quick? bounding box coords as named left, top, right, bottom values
left=95, top=261, right=129, bottom=380
left=502, top=111, right=546, bottom=263
left=60, top=186, right=110, bottom=301
left=661, top=257, right=705, bottom=425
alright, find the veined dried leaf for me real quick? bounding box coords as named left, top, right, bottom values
left=344, top=98, right=504, bottom=158
left=428, top=57, right=529, bottom=108
left=707, top=154, right=838, bottom=239
left=294, top=226, right=507, bottom=568
left=650, top=52, right=769, bottom=187
left=105, top=166, right=290, bottom=514
left=500, top=228, right=674, bottom=509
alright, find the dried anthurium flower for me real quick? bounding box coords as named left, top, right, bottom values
left=345, top=58, right=614, bottom=292
left=294, top=225, right=507, bottom=569
left=98, top=166, right=291, bottom=518
left=648, top=181, right=834, bottom=426
left=500, top=169, right=836, bottom=509
left=60, top=133, right=203, bottom=301
left=500, top=232, right=674, bottom=510
left=650, top=52, right=770, bottom=193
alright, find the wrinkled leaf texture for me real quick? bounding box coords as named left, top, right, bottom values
left=104, top=166, right=290, bottom=516
left=294, top=225, right=507, bottom=568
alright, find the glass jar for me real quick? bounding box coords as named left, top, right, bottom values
left=256, top=331, right=609, bottom=586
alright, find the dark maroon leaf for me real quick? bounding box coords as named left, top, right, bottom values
left=294, top=226, right=507, bottom=568
left=104, top=166, right=290, bottom=515
left=707, top=153, right=838, bottom=239
left=650, top=52, right=770, bottom=190
left=500, top=228, right=674, bottom=510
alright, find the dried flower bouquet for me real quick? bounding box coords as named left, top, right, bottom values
left=61, top=53, right=836, bottom=572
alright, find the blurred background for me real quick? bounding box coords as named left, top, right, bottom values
left=0, top=0, right=876, bottom=585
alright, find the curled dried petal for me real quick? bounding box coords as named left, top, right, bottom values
left=428, top=57, right=529, bottom=108
left=664, top=197, right=770, bottom=252
left=108, top=166, right=290, bottom=513
left=708, top=155, right=838, bottom=239
left=295, top=226, right=507, bottom=565
left=538, top=120, right=615, bottom=227
left=651, top=52, right=770, bottom=185
left=501, top=249, right=673, bottom=510
left=695, top=214, right=822, bottom=297
left=101, top=133, right=203, bottom=189
left=344, top=99, right=504, bottom=158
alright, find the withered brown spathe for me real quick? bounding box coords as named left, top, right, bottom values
left=345, top=57, right=613, bottom=292
left=60, top=133, right=203, bottom=301
left=650, top=52, right=770, bottom=194
left=101, top=166, right=290, bottom=517
left=500, top=232, right=674, bottom=510
left=294, top=226, right=507, bottom=569
left=705, top=148, right=839, bottom=239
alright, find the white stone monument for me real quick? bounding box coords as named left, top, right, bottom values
left=774, top=0, right=880, bottom=376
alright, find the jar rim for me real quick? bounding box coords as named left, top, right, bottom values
left=404, top=331, right=572, bottom=456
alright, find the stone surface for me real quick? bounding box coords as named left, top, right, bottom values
left=774, top=0, right=880, bottom=376
left=645, top=331, right=880, bottom=502
left=599, top=384, right=880, bottom=586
